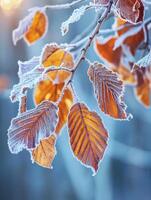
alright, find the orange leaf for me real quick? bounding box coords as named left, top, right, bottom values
left=95, top=37, right=122, bottom=66
left=32, top=134, right=56, bottom=168
left=68, top=103, right=108, bottom=174
left=34, top=79, right=73, bottom=135
left=25, top=11, right=48, bottom=44
left=88, top=63, right=129, bottom=119
left=41, top=44, right=74, bottom=83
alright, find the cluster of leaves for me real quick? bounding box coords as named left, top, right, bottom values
left=8, top=0, right=151, bottom=175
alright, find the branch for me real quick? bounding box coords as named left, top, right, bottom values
left=44, top=0, right=86, bottom=10
left=56, top=0, right=113, bottom=105
left=70, top=0, right=113, bottom=82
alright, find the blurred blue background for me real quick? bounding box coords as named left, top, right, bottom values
left=0, top=0, right=151, bottom=200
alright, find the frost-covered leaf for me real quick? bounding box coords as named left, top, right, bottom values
left=18, top=56, right=40, bottom=77
left=68, top=103, right=108, bottom=175
left=32, top=134, right=56, bottom=168
left=13, top=10, right=35, bottom=45
left=13, top=9, right=48, bottom=45
left=61, top=5, right=88, bottom=36
left=8, top=100, right=58, bottom=154
left=134, top=51, right=151, bottom=69
left=115, top=0, right=144, bottom=24
left=10, top=65, right=44, bottom=102
left=88, top=63, right=130, bottom=119
left=41, top=43, right=74, bottom=83
left=34, top=80, right=73, bottom=135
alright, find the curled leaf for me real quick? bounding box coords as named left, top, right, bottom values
left=8, top=101, right=58, bottom=154
left=68, top=103, right=108, bottom=175
left=88, top=63, right=130, bottom=119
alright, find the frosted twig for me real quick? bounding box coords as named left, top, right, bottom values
left=44, top=0, right=86, bottom=10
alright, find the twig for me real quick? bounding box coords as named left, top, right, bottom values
left=44, top=0, right=86, bottom=10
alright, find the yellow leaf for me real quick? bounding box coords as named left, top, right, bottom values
left=41, top=44, right=74, bottom=83
left=25, top=11, right=48, bottom=44
left=32, top=134, right=56, bottom=168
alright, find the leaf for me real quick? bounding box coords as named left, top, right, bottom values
left=34, top=79, right=73, bottom=135
left=13, top=9, right=48, bottom=45
left=32, top=134, right=56, bottom=168
left=133, top=51, right=151, bottom=69
left=41, top=43, right=74, bottom=83
left=18, top=56, right=40, bottom=76
left=10, top=65, right=44, bottom=102
left=88, top=63, right=129, bottom=119
left=8, top=100, right=58, bottom=154
left=61, top=5, right=88, bottom=36
left=95, top=37, right=122, bottom=66
left=68, top=103, right=108, bottom=174
left=115, top=0, right=144, bottom=23
left=134, top=67, right=151, bottom=107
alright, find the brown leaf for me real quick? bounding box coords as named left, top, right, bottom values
left=88, top=63, right=129, bottom=119
left=25, top=11, right=48, bottom=44
left=8, top=100, right=58, bottom=154
left=34, top=79, right=73, bottom=135
left=115, top=0, right=144, bottom=23
left=68, top=103, right=108, bottom=174
left=32, top=134, right=56, bottom=168
left=95, top=37, right=122, bottom=66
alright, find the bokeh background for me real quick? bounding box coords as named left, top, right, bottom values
left=0, top=0, right=151, bottom=200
